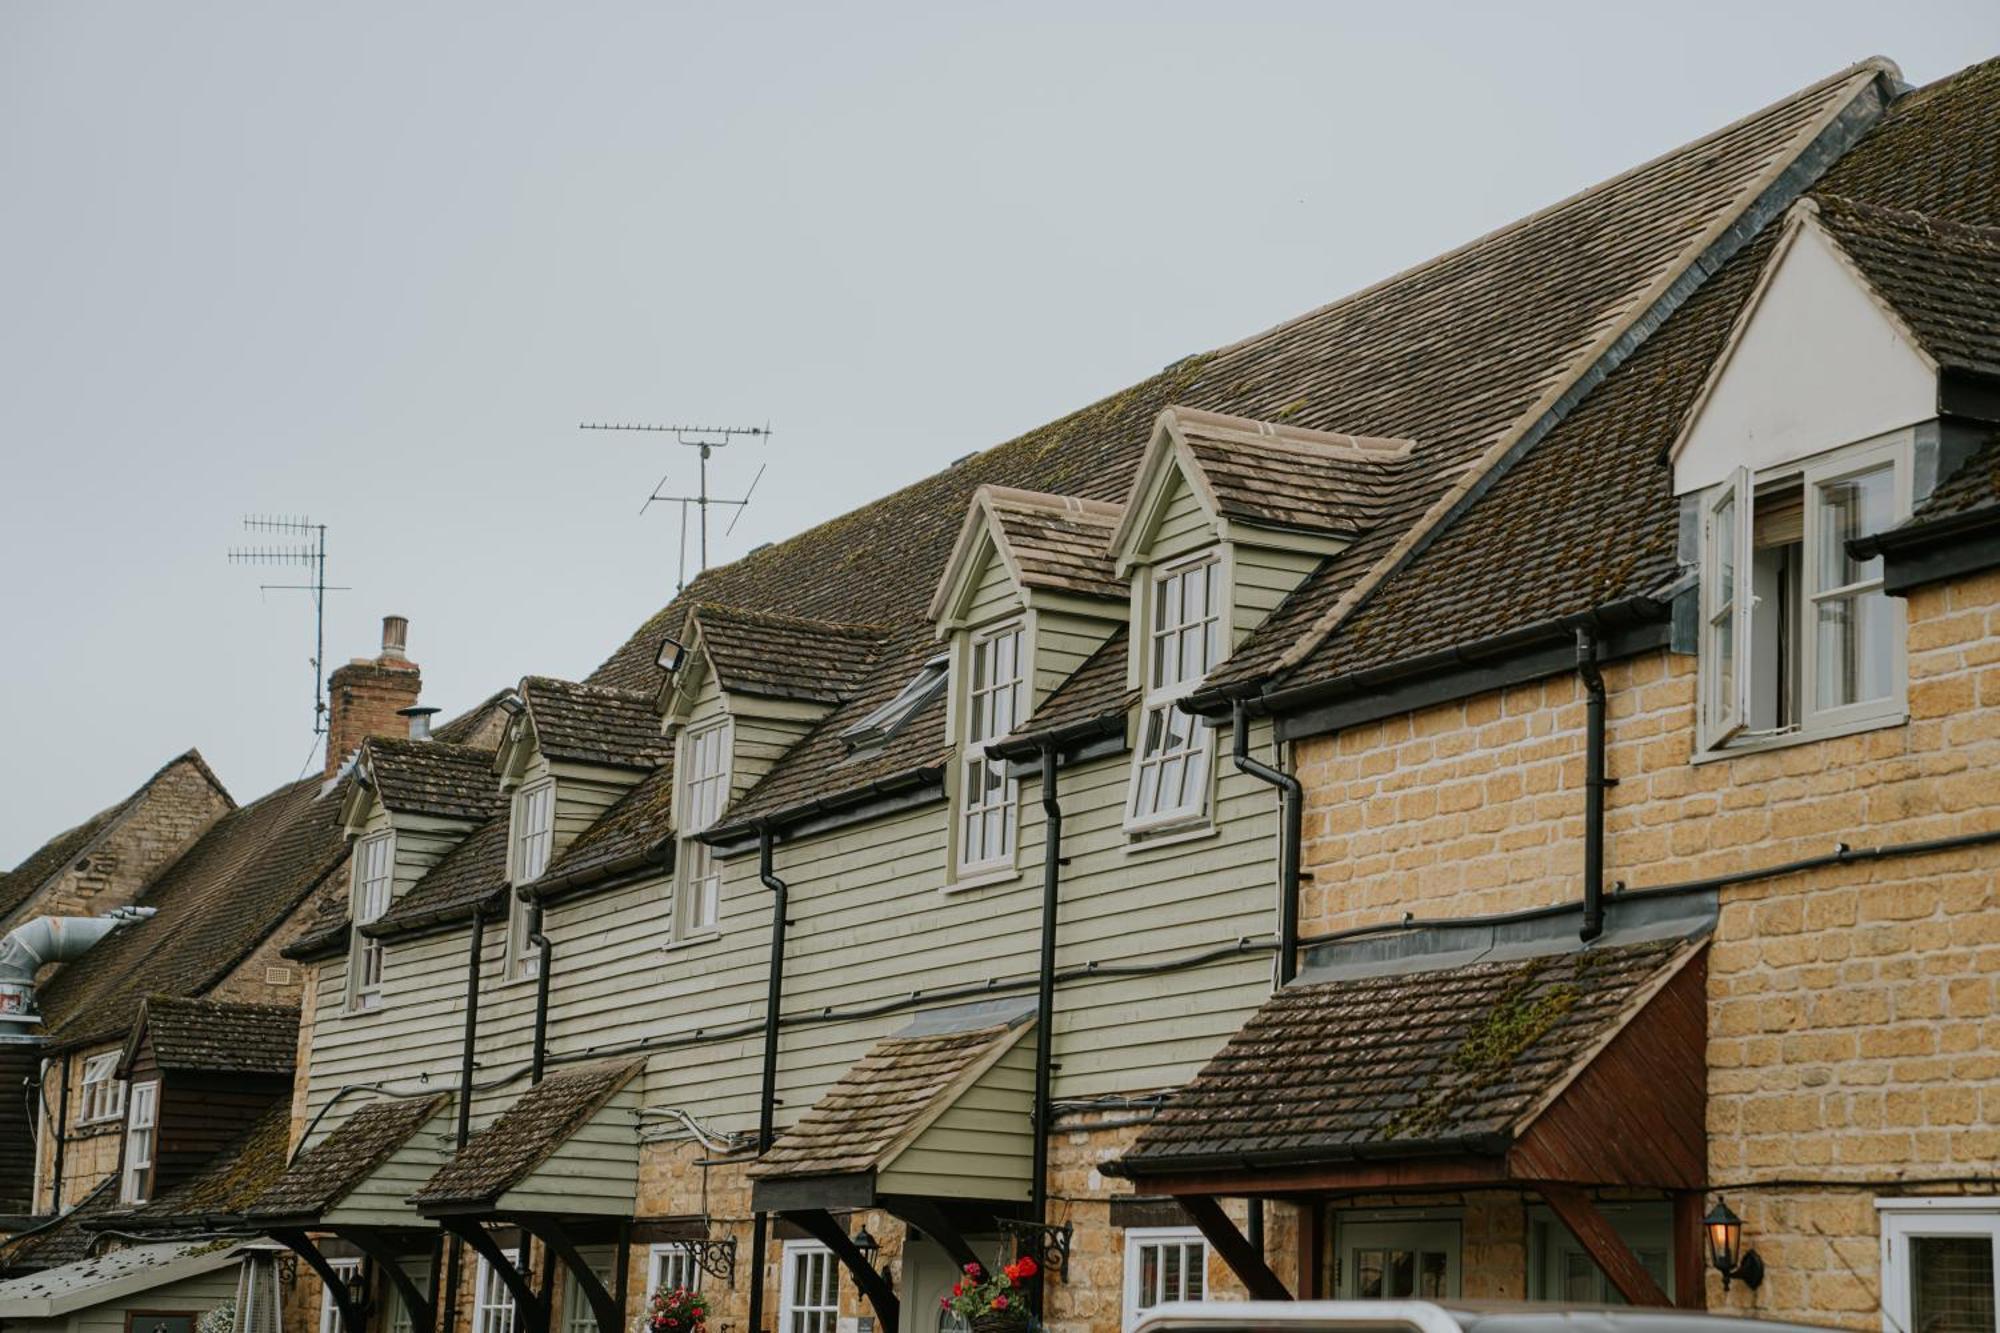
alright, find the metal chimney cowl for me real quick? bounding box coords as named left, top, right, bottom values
left=0, top=908, right=157, bottom=1046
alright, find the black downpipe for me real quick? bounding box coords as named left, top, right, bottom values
left=1029, top=744, right=1063, bottom=1319
left=442, top=910, right=488, bottom=1333
left=1231, top=701, right=1303, bottom=985
left=1577, top=628, right=1608, bottom=944
left=748, top=825, right=790, bottom=1333
left=528, top=904, right=552, bottom=1084
left=49, top=1054, right=70, bottom=1213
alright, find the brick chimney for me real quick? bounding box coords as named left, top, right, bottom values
left=326, top=615, right=423, bottom=777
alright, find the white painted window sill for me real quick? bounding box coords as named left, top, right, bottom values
left=663, top=930, right=723, bottom=953
left=1123, top=820, right=1219, bottom=854
left=1691, top=707, right=1906, bottom=764
left=941, top=866, right=1023, bottom=895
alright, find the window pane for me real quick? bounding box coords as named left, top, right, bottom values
left=1709, top=612, right=1734, bottom=731
left=1815, top=589, right=1894, bottom=708
left=1420, top=1251, right=1447, bottom=1299
left=1389, top=1250, right=1415, bottom=1298
left=1562, top=1251, right=1597, bottom=1303
left=1817, top=466, right=1892, bottom=590
left=1913, top=1236, right=1995, bottom=1333
left=1714, top=493, right=1737, bottom=600
left=1357, top=1249, right=1384, bottom=1300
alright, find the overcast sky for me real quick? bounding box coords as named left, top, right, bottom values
left=2, top=3, right=1996, bottom=856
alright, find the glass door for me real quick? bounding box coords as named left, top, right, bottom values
left=1335, top=1215, right=1461, bottom=1300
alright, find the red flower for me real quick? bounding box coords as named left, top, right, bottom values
left=951, top=1283, right=963, bottom=1297
left=993, top=1296, right=1009, bottom=1310
left=964, top=1263, right=983, bottom=1277
left=1014, top=1257, right=1038, bottom=1279
left=940, top=1298, right=952, bottom=1310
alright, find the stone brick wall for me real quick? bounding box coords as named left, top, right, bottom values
left=1292, top=568, right=2000, bottom=1327
left=326, top=657, right=421, bottom=779
left=25, top=755, right=230, bottom=924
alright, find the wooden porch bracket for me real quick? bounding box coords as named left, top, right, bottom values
left=269, top=1229, right=365, bottom=1333
left=333, top=1227, right=435, bottom=1333
left=782, top=1209, right=900, bottom=1333
left=441, top=1219, right=552, bottom=1333
left=882, top=1198, right=981, bottom=1273
left=1180, top=1196, right=1291, bottom=1302
left=514, top=1216, right=624, bottom=1333
left=1294, top=1203, right=1325, bottom=1300
left=1672, top=1191, right=1707, bottom=1309
left=1540, top=1185, right=1672, bottom=1307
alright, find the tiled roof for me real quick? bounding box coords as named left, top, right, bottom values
left=0, top=1180, right=118, bottom=1272
left=1815, top=194, right=2000, bottom=377
left=1172, top=409, right=1416, bottom=541
left=246, top=1094, right=448, bottom=1222
left=411, top=1060, right=641, bottom=1208
left=689, top=604, right=891, bottom=705
left=368, top=813, right=509, bottom=939
left=531, top=763, right=676, bottom=898
left=37, top=775, right=350, bottom=1051
left=114, top=1100, right=292, bottom=1230
left=0, top=751, right=230, bottom=924
left=127, top=996, right=298, bottom=1077
left=748, top=1013, right=1030, bottom=1181
left=996, top=627, right=1133, bottom=751
left=522, top=677, right=671, bottom=769
left=433, top=689, right=516, bottom=748
left=592, top=61, right=1889, bottom=820
left=1912, top=431, right=2000, bottom=525
left=1206, top=56, right=2000, bottom=701
left=279, top=873, right=352, bottom=962
left=982, top=488, right=1126, bottom=601
left=1118, top=937, right=1693, bottom=1172
left=360, top=739, right=501, bottom=822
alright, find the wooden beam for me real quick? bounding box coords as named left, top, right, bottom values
left=882, top=1198, right=980, bottom=1273
left=1673, top=1191, right=1707, bottom=1309
left=1540, top=1186, right=1672, bottom=1307
left=441, top=1219, right=552, bottom=1333
left=1143, top=1154, right=1509, bottom=1198
left=516, top=1216, right=623, bottom=1333
left=268, top=1229, right=365, bottom=1333
left=1180, top=1196, right=1291, bottom=1302
left=335, top=1226, right=434, bottom=1333
left=781, top=1209, right=900, bottom=1333
left=1294, top=1203, right=1325, bottom=1300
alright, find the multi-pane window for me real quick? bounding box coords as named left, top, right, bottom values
left=1698, top=438, right=1908, bottom=753
left=473, top=1256, right=519, bottom=1333
left=1123, top=1229, right=1207, bottom=1332
left=77, top=1051, right=125, bottom=1124
left=959, top=624, right=1023, bottom=872
left=1129, top=556, right=1221, bottom=828
left=781, top=1243, right=840, bottom=1333
left=648, top=1244, right=702, bottom=1296
left=509, top=783, right=554, bottom=979
left=678, top=721, right=732, bottom=935
left=1879, top=1201, right=1999, bottom=1333
left=562, top=1251, right=614, bottom=1333
left=119, top=1081, right=157, bottom=1203
left=319, top=1257, right=362, bottom=1333
left=349, top=832, right=393, bottom=1009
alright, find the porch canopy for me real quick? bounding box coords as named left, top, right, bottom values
left=244, top=1093, right=455, bottom=1333
left=1114, top=897, right=1715, bottom=1309
left=410, top=1060, right=645, bottom=1333
left=748, top=997, right=1041, bottom=1333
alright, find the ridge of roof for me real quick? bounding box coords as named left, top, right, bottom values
left=1241, top=60, right=1899, bottom=688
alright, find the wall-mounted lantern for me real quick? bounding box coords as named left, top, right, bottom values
left=1704, top=1198, right=1764, bottom=1291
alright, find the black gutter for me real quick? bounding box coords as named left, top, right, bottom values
left=442, top=907, right=488, bottom=1333
left=365, top=887, right=510, bottom=945
left=1576, top=629, right=1608, bottom=944
left=528, top=903, right=552, bottom=1085
left=704, top=766, right=947, bottom=851
left=1231, top=701, right=1302, bottom=985
left=520, top=838, right=675, bottom=907
left=1029, top=745, right=1062, bottom=1318
left=748, top=824, right=790, bottom=1333
left=1851, top=505, right=2000, bottom=596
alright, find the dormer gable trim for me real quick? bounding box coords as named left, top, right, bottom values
left=1110, top=406, right=1415, bottom=575
left=929, top=485, right=1126, bottom=632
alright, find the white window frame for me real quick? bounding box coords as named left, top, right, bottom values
left=348, top=831, right=393, bottom=1011
left=119, top=1080, right=158, bottom=1204
left=646, top=1243, right=703, bottom=1297
left=1697, top=433, right=1910, bottom=756
left=957, top=621, right=1024, bottom=876
left=1878, top=1199, right=2000, bottom=1333
left=561, top=1251, right=614, bottom=1333
left=507, top=781, right=555, bottom=980
left=319, top=1257, right=362, bottom=1333
left=778, top=1240, right=840, bottom=1333
left=1127, top=553, right=1222, bottom=832
left=676, top=719, right=733, bottom=937
left=472, top=1254, right=519, bottom=1333
left=77, top=1051, right=126, bottom=1125
left=1123, top=1227, right=1209, bottom=1333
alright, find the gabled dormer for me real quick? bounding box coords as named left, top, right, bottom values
left=1109, top=406, right=1414, bottom=832
left=493, top=677, right=671, bottom=971
left=1669, top=196, right=2000, bottom=757
left=654, top=605, right=889, bottom=938
left=339, top=736, right=500, bottom=1011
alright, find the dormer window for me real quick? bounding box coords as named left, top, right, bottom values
left=677, top=720, right=732, bottom=936
left=508, top=781, right=553, bottom=978
left=1129, top=554, right=1220, bottom=829
left=77, top=1051, right=126, bottom=1125
left=959, top=623, right=1023, bottom=875
left=1698, top=435, right=1909, bottom=754
left=348, top=831, right=393, bottom=1011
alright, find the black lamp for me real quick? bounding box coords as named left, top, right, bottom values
left=343, top=1264, right=373, bottom=1316
left=1703, top=1198, right=1764, bottom=1291
left=852, top=1225, right=880, bottom=1265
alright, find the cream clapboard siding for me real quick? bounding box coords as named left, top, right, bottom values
left=967, top=539, right=1025, bottom=627
left=355, top=800, right=474, bottom=905
left=326, top=1109, right=457, bottom=1227
left=1231, top=544, right=1323, bottom=644
left=879, top=1031, right=1036, bottom=1201
left=1027, top=608, right=1116, bottom=710
left=1147, top=469, right=1214, bottom=564
left=496, top=1083, right=642, bottom=1215
left=54, top=1267, right=240, bottom=1333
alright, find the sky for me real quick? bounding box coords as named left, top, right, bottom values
left=2, top=2, right=1996, bottom=857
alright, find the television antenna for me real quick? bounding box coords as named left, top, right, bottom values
left=580, top=421, right=770, bottom=590
left=228, top=516, right=351, bottom=738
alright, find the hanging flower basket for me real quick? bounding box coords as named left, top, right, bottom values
left=944, top=1259, right=1039, bottom=1333
left=639, top=1285, right=710, bottom=1333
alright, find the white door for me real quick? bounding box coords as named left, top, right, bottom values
left=1334, top=1215, right=1461, bottom=1300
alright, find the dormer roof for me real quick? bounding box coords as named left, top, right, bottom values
left=347, top=738, right=500, bottom=826
left=929, top=486, right=1125, bottom=625
left=1810, top=194, right=2000, bottom=378
left=512, top=676, right=671, bottom=771
left=682, top=603, right=890, bottom=705
left=1110, top=406, right=1415, bottom=572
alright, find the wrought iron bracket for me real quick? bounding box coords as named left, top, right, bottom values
left=658, top=1237, right=738, bottom=1285
left=998, top=1220, right=1073, bottom=1279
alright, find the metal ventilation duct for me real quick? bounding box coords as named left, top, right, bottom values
left=0, top=908, right=156, bottom=1046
